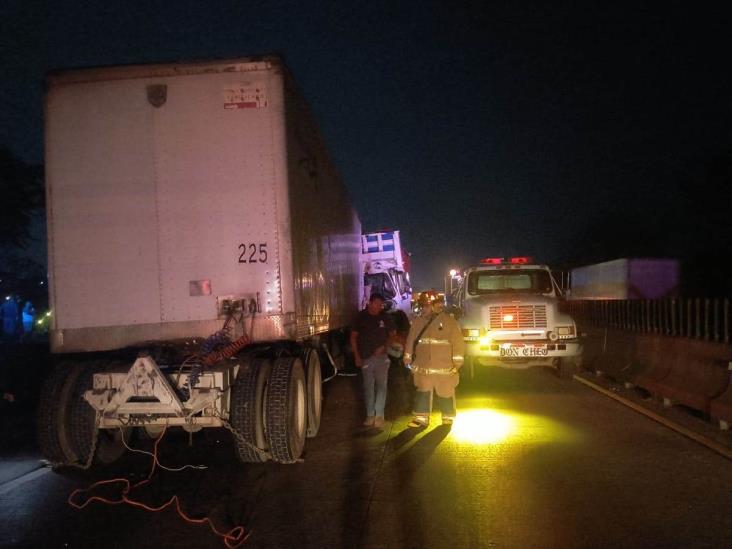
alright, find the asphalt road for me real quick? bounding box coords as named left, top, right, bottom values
left=1, top=365, right=731, bottom=548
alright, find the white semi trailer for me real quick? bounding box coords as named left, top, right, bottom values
left=40, top=56, right=362, bottom=466
left=568, top=258, right=680, bottom=300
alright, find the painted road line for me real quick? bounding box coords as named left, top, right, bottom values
left=574, top=374, right=732, bottom=461
left=0, top=466, right=50, bottom=496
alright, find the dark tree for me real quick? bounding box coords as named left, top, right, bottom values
left=0, top=147, right=43, bottom=248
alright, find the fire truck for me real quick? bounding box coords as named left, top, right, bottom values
left=454, top=257, right=582, bottom=379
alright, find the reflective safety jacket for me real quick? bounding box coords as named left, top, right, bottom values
left=404, top=311, right=465, bottom=374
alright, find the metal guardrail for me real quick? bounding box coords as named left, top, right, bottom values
left=564, top=298, right=731, bottom=344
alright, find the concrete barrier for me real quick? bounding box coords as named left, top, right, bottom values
left=711, top=372, right=732, bottom=428
left=653, top=356, right=729, bottom=414
left=633, top=335, right=681, bottom=395
left=582, top=328, right=732, bottom=418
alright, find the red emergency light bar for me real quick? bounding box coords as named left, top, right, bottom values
left=480, top=257, right=533, bottom=265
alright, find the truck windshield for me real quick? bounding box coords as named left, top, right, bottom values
left=365, top=273, right=396, bottom=299
left=467, top=270, right=553, bottom=295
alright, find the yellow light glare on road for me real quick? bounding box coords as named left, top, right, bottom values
left=451, top=409, right=515, bottom=444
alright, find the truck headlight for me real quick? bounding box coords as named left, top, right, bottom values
left=479, top=335, right=492, bottom=348
left=557, top=326, right=575, bottom=338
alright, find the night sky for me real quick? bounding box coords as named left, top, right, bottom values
left=2, top=1, right=731, bottom=290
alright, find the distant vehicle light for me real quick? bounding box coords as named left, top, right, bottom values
left=480, top=258, right=504, bottom=265
left=479, top=335, right=492, bottom=348
left=509, top=256, right=532, bottom=264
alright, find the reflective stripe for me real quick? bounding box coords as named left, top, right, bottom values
left=418, top=338, right=450, bottom=345
left=413, top=366, right=457, bottom=375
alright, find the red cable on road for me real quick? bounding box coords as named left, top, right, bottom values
left=68, top=427, right=249, bottom=548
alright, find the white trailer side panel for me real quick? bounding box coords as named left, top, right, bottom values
left=281, top=72, right=362, bottom=338
left=569, top=258, right=680, bottom=300
left=45, top=58, right=361, bottom=352
left=46, top=61, right=290, bottom=351
left=46, top=79, right=163, bottom=329
left=570, top=259, right=630, bottom=300
left=150, top=71, right=285, bottom=322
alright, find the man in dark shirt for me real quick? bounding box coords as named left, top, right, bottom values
left=350, top=293, right=396, bottom=428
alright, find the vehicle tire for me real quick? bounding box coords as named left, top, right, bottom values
left=558, top=358, right=576, bottom=380
left=37, top=362, right=83, bottom=464
left=302, top=348, right=322, bottom=438
left=265, top=356, right=306, bottom=463
left=230, top=357, right=271, bottom=463
left=68, top=362, right=128, bottom=465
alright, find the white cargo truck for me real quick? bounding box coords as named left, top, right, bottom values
left=39, top=56, right=362, bottom=466
left=569, top=258, right=680, bottom=300
left=361, top=230, right=412, bottom=314
left=455, top=257, right=582, bottom=379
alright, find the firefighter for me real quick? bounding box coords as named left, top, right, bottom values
left=404, top=294, right=465, bottom=427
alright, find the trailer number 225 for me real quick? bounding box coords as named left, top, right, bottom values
left=238, top=243, right=268, bottom=264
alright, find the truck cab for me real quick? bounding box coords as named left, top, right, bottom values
left=455, top=257, right=582, bottom=378
left=361, top=231, right=412, bottom=314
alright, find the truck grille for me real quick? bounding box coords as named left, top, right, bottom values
left=489, top=305, right=547, bottom=329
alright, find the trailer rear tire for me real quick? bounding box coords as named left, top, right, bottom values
left=230, top=357, right=271, bottom=463
left=302, top=348, right=322, bottom=438
left=69, top=362, right=128, bottom=465
left=37, top=362, right=83, bottom=464
left=265, top=357, right=306, bottom=463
